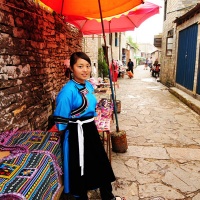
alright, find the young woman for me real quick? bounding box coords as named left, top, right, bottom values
left=53, top=52, right=118, bottom=200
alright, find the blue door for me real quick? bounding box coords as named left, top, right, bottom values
left=197, top=45, right=200, bottom=94
left=176, top=24, right=198, bottom=91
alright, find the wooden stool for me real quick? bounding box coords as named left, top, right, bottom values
left=102, top=130, right=111, bottom=162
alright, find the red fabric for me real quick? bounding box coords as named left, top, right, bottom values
left=109, top=61, right=119, bottom=82
left=40, top=0, right=143, bottom=18
left=64, top=2, right=160, bottom=35
left=48, top=125, right=59, bottom=132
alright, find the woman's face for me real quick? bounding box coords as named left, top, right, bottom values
left=70, top=58, right=92, bottom=83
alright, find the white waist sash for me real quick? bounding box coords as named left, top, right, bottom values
left=69, top=118, right=94, bottom=176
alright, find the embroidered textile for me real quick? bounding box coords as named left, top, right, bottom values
left=0, top=130, right=63, bottom=200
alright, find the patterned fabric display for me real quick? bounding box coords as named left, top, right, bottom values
left=95, top=99, right=113, bottom=131
left=0, top=130, right=63, bottom=200
left=0, top=153, right=60, bottom=200
left=0, top=131, right=62, bottom=172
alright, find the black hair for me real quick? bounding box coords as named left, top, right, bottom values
left=70, top=52, right=91, bottom=68
left=65, top=68, right=72, bottom=79
left=65, top=52, right=91, bottom=79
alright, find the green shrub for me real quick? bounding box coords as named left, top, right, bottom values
left=98, top=48, right=108, bottom=78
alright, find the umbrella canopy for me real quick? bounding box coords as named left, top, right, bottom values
left=40, top=0, right=144, bottom=18
left=39, top=0, right=146, bottom=132
left=65, top=2, right=160, bottom=35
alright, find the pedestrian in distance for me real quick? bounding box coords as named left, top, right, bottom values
left=110, top=59, right=119, bottom=83
left=152, top=58, right=159, bottom=77
left=153, top=58, right=159, bottom=67
left=148, top=57, right=153, bottom=71
left=53, top=52, right=124, bottom=200
left=127, top=58, right=134, bottom=79
left=144, top=57, right=148, bottom=70
left=127, top=58, right=134, bottom=74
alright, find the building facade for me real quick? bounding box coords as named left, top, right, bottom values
left=83, top=32, right=129, bottom=71
left=160, top=0, right=200, bottom=100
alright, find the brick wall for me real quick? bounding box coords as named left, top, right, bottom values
left=0, top=0, right=82, bottom=132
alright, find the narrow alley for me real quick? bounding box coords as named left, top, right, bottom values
left=108, top=65, right=200, bottom=200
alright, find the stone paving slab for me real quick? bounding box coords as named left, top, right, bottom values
left=117, top=146, right=170, bottom=159
left=166, top=147, right=200, bottom=161
left=87, top=65, right=200, bottom=200
left=109, top=65, right=200, bottom=200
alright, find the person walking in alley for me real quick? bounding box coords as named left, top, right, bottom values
left=148, top=57, right=153, bottom=71
left=144, top=63, right=148, bottom=70
left=53, top=52, right=124, bottom=200
left=144, top=57, right=148, bottom=70
left=127, top=58, right=134, bottom=74
left=152, top=58, right=159, bottom=77
left=127, top=58, right=134, bottom=79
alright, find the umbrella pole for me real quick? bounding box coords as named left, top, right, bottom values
left=109, top=21, right=117, bottom=102
left=61, top=0, right=64, bottom=15
left=98, top=0, right=119, bottom=132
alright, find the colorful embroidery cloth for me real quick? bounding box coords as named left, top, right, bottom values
left=95, top=98, right=113, bottom=131
left=0, top=130, right=63, bottom=200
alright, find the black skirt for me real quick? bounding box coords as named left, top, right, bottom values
left=67, top=118, right=116, bottom=196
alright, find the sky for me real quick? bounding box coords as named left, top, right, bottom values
left=126, top=0, right=164, bottom=44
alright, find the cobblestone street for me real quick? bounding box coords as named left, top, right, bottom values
left=108, top=65, right=200, bottom=200
left=64, top=65, right=200, bottom=200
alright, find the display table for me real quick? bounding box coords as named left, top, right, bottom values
left=95, top=86, right=111, bottom=100
left=95, top=98, right=113, bottom=163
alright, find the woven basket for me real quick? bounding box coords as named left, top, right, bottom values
left=111, top=130, right=128, bottom=153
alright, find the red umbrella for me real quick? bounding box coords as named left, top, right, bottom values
left=65, top=2, right=160, bottom=35
left=39, top=0, right=144, bottom=18
left=40, top=0, right=146, bottom=132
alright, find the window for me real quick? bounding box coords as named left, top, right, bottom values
left=115, top=33, right=118, bottom=47
left=122, top=48, right=126, bottom=66
left=109, top=33, right=112, bottom=46
left=166, top=29, right=173, bottom=56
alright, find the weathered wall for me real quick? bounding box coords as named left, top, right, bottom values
left=0, top=0, right=82, bottom=132
left=82, top=35, right=99, bottom=78
left=175, top=11, right=200, bottom=96
left=160, top=0, right=199, bottom=87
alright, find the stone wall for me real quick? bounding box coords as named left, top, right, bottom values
left=82, top=35, right=99, bottom=78
left=175, top=11, right=200, bottom=95
left=0, top=0, right=82, bottom=132
left=160, top=0, right=199, bottom=86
